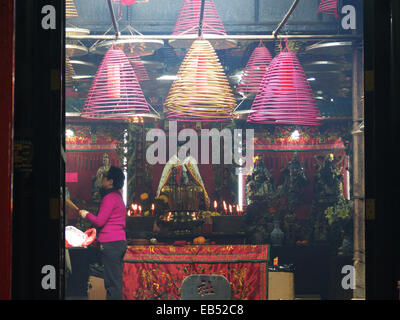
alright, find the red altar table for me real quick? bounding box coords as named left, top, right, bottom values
left=123, top=244, right=270, bottom=300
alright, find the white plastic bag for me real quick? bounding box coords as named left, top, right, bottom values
left=65, top=226, right=96, bottom=247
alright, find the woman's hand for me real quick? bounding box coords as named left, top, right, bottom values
left=79, top=210, right=89, bottom=219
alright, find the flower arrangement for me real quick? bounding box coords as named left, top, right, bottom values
left=269, top=197, right=287, bottom=221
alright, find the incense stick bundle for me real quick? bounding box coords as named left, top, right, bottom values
left=66, top=197, right=80, bottom=211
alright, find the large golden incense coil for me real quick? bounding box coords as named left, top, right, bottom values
left=164, top=39, right=235, bottom=122
left=65, top=57, right=76, bottom=87
left=66, top=0, right=78, bottom=19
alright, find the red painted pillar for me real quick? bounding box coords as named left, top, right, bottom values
left=0, top=0, right=14, bottom=300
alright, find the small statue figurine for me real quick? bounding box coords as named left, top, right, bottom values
left=92, top=153, right=111, bottom=203
left=246, top=156, right=275, bottom=204
left=156, top=155, right=210, bottom=211
left=282, top=213, right=301, bottom=245
left=313, top=153, right=343, bottom=204
left=280, top=152, right=309, bottom=211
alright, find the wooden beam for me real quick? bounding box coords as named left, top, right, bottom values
left=352, top=45, right=365, bottom=300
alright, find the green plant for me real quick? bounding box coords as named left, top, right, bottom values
left=324, top=197, right=354, bottom=226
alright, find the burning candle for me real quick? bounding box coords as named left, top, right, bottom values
left=229, top=204, right=232, bottom=216
left=213, top=200, right=217, bottom=212
left=127, top=210, right=131, bottom=217
left=139, top=205, right=142, bottom=216
left=133, top=204, right=138, bottom=216
left=151, top=203, right=155, bottom=216
left=223, top=201, right=227, bottom=215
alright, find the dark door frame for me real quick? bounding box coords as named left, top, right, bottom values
left=12, top=0, right=65, bottom=299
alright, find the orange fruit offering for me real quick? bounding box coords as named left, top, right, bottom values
left=193, top=236, right=206, bottom=244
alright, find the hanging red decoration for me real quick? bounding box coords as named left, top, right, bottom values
left=317, top=0, right=339, bottom=19
left=81, top=47, right=152, bottom=119
left=107, top=62, right=121, bottom=99
left=236, top=42, right=273, bottom=95
left=248, top=48, right=321, bottom=126
left=170, top=0, right=236, bottom=49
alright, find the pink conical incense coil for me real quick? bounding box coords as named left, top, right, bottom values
left=317, top=0, right=339, bottom=19
left=248, top=50, right=321, bottom=126
left=81, top=47, right=151, bottom=119
left=112, top=0, right=137, bottom=5
left=172, top=0, right=227, bottom=37
left=236, top=42, right=273, bottom=95
left=127, top=54, right=150, bottom=81
left=164, top=39, right=235, bottom=122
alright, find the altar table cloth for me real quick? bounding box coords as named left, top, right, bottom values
left=122, top=244, right=270, bottom=300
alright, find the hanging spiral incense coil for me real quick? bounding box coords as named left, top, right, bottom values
left=66, top=0, right=78, bottom=19
left=173, top=0, right=226, bottom=37
left=317, top=0, right=339, bottom=19
left=164, top=39, right=235, bottom=122
left=127, top=54, right=150, bottom=81
left=248, top=50, right=321, bottom=125
left=65, top=57, right=76, bottom=87
left=236, top=42, right=273, bottom=95
left=169, top=0, right=236, bottom=49
left=81, top=47, right=152, bottom=119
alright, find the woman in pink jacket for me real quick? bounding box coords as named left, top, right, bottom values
left=79, top=166, right=126, bottom=300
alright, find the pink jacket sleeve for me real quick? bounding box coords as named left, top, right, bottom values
left=86, top=195, right=114, bottom=228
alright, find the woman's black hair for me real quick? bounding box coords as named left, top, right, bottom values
left=106, top=166, right=125, bottom=190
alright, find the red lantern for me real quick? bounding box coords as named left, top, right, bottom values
left=107, top=63, right=121, bottom=99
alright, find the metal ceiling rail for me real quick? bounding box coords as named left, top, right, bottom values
left=66, top=34, right=362, bottom=41
left=106, top=0, right=120, bottom=37
left=272, top=0, right=300, bottom=38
